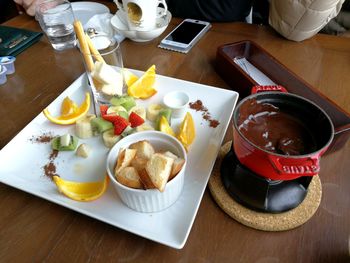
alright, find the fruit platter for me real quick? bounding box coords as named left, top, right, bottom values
left=0, top=67, right=238, bottom=249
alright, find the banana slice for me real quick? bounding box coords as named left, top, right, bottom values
left=102, top=129, right=122, bottom=148
left=129, top=105, right=146, bottom=120
left=60, top=134, right=71, bottom=147
left=75, top=114, right=96, bottom=139
left=146, top=104, right=163, bottom=122
left=136, top=123, right=155, bottom=132
left=107, top=105, right=127, bottom=114
left=76, top=143, right=91, bottom=158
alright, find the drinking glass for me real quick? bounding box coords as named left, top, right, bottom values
left=36, top=0, right=77, bottom=51
left=81, top=40, right=126, bottom=110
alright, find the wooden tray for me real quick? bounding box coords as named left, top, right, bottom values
left=215, top=40, right=350, bottom=154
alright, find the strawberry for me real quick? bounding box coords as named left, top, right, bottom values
left=113, top=115, right=129, bottom=135
left=129, top=112, right=145, bottom=128
left=103, top=113, right=123, bottom=123
left=99, top=105, right=109, bottom=116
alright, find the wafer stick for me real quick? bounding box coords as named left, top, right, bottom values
left=73, top=20, right=94, bottom=72
left=84, top=33, right=105, bottom=91
left=85, top=34, right=105, bottom=63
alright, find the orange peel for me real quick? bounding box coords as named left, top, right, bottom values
left=43, top=92, right=90, bottom=125
left=53, top=175, right=109, bottom=202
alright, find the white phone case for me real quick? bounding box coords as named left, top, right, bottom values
left=158, top=19, right=211, bottom=53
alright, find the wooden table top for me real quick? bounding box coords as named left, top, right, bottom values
left=1, top=6, right=350, bottom=262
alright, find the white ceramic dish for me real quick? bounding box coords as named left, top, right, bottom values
left=72, top=1, right=109, bottom=26
left=0, top=70, right=238, bottom=249
left=107, top=131, right=187, bottom=212
left=110, top=7, right=172, bottom=42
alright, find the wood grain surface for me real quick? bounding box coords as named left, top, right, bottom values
left=1, top=4, right=350, bottom=262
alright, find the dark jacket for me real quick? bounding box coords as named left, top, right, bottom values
left=166, top=0, right=254, bottom=22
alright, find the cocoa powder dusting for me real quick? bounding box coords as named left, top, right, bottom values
left=30, top=132, right=55, bottom=143
left=49, top=149, right=59, bottom=160
left=190, top=100, right=207, bottom=111
left=209, top=119, right=220, bottom=128
left=44, top=150, right=59, bottom=180
left=30, top=132, right=60, bottom=180
left=43, top=161, right=59, bottom=180
left=189, top=100, right=220, bottom=128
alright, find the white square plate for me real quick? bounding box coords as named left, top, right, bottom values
left=0, top=70, right=238, bottom=249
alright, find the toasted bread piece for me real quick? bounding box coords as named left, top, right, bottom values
left=169, top=158, right=185, bottom=180
left=138, top=168, right=156, bottom=189
left=163, top=151, right=185, bottom=180
left=162, top=151, right=178, bottom=159
left=146, top=153, right=174, bottom=192
left=116, top=166, right=143, bottom=189
left=115, top=148, right=137, bottom=174
left=129, top=140, right=155, bottom=160
left=130, top=156, right=148, bottom=172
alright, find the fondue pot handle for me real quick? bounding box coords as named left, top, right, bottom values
left=267, top=155, right=320, bottom=179
left=251, top=85, right=288, bottom=94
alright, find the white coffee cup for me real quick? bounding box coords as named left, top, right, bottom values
left=115, top=0, right=167, bottom=31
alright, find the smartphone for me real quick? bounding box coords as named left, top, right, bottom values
left=159, top=19, right=211, bottom=53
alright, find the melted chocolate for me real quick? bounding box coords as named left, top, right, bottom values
left=237, top=98, right=316, bottom=155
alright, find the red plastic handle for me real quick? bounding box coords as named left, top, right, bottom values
left=251, top=85, right=288, bottom=94
left=267, top=155, right=320, bottom=179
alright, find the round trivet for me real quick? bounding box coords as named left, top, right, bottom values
left=208, top=141, right=322, bottom=231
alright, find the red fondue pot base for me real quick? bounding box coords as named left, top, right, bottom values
left=220, top=146, right=313, bottom=213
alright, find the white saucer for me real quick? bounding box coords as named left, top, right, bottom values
left=72, top=2, right=109, bottom=26
left=110, top=7, right=172, bottom=42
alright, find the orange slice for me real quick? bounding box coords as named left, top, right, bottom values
left=43, top=92, right=91, bottom=125
left=159, top=115, right=175, bottom=136
left=177, top=112, right=196, bottom=152
left=127, top=65, right=157, bottom=99
left=53, top=175, right=109, bottom=202
left=61, top=96, right=78, bottom=116
left=123, top=69, right=139, bottom=88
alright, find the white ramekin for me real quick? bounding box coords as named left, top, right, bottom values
left=163, top=91, right=189, bottom=119
left=106, top=131, right=187, bottom=213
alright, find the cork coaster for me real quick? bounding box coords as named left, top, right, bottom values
left=208, top=141, right=322, bottom=231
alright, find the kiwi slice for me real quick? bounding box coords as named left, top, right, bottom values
left=110, top=95, right=136, bottom=111
left=156, top=108, right=172, bottom=130
left=110, top=95, right=128, bottom=106
left=51, top=135, right=78, bottom=151
left=121, top=98, right=136, bottom=111
left=118, top=111, right=129, bottom=120
left=91, top=117, right=113, bottom=134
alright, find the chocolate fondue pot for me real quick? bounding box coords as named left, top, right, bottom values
left=233, top=88, right=334, bottom=181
